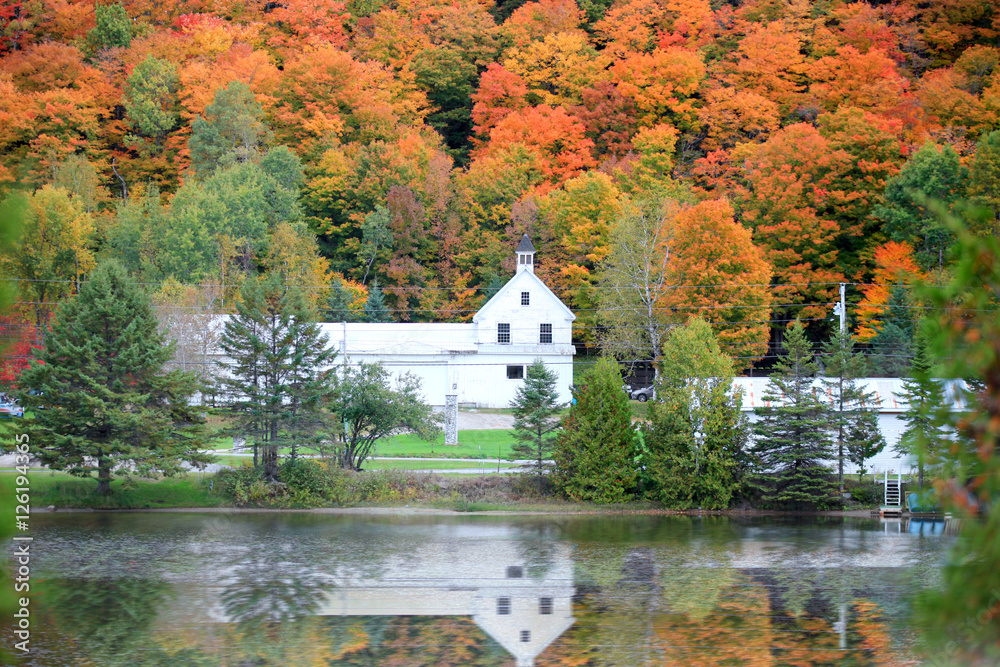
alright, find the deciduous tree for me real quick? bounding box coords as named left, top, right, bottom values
left=661, top=198, right=772, bottom=367
left=326, top=362, right=439, bottom=470
left=643, top=318, right=749, bottom=508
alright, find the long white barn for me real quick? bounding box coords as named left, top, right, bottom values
left=321, top=235, right=576, bottom=411
left=734, top=377, right=971, bottom=476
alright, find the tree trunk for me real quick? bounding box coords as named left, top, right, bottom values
left=96, top=459, right=112, bottom=494
left=263, top=445, right=278, bottom=481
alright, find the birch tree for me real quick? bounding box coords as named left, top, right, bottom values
left=596, top=197, right=678, bottom=366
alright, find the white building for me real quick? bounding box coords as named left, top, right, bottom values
left=321, top=235, right=576, bottom=413
left=734, top=377, right=971, bottom=476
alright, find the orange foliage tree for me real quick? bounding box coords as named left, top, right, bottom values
left=662, top=198, right=773, bottom=366
left=854, top=241, right=925, bottom=342
left=475, top=104, right=596, bottom=189
left=609, top=46, right=705, bottom=131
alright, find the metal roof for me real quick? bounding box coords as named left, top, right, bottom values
left=731, top=377, right=971, bottom=412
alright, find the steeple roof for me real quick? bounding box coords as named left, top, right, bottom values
left=515, top=234, right=535, bottom=253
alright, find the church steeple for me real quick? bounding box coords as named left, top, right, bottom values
left=515, top=234, right=535, bottom=274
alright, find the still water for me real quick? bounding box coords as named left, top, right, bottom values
left=8, top=512, right=955, bottom=666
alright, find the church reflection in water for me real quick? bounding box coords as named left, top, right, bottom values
left=22, top=514, right=956, bottom=666
left=315, top=540, right=574, bottom=667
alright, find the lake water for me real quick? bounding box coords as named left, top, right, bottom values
left=6, top=512, right=956, bottom=666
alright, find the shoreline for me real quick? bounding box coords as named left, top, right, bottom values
left=33, top=505, right=883, bottom=518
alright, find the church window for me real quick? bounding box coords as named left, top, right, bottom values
left=520, top=630, right=531, bottom=642
left=507, top=365, right=524, bottom=380
left=497, top=323, right=510, bottom=344
left=498, top=597, right=511, bottom=615
left=540, top=323, right=552, bottom=344
left=521, top=291, right=530, bottom=306
left=540, top=597, right=553, bottom=615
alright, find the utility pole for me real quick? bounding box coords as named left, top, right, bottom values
left=832, top=283, right=846, bottom=333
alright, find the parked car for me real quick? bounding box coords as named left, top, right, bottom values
left=630, top=386, right=654, bottom=402
left=0, top=394, right=24, bottom=418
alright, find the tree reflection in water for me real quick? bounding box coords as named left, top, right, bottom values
left=17, top=514, right=948, bottom=666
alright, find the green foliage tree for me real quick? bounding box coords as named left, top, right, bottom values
left=914, top=208, right=1000, bottom=662
left=216, top=273, right=335, bottom=481
left=0, top=186, right=95, bottom=340
left=326, top=362, right=439, bottom=470
left=751, top=321, right=839, bottom=509
left=509, top=358, right=563, bottom=491
left=875, top=142, right=969, bottom=270
left=189, top=81, right=272, bottom=178
left=553, top=357, right=636, bottom=503
left=896, top=329, right=948, bottom=489
left=17, top=262, right=211, bottom=494
left=87, top=2, right=131, bottom=51
left=822, top=327, right=885, bottom=491
left=968, top=129, right=1000, bottom=235
left=642, top=318, right=749, bottom=509
left=123, top=56, right=179, bottom=150
left=167, top=154, right=302, bottom=281
left=362, top=280, right=392, bottom=323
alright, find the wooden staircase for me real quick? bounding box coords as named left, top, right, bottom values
left=881, top=471, right=903, bottom=517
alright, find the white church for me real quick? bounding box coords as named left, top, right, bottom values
left=321, top=235, right=576, bottom=412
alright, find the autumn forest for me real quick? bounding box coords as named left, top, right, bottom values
left=2, top=0, right=999, bottom=372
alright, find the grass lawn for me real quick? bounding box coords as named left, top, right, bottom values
left=0, top=471, right=226, bottom=509
left=374, top=429, right=517, bottom=459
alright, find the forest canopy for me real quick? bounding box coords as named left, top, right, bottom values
left=1, top=0, right=998, bottom=370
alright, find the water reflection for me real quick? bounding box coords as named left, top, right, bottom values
left=7, top=514, right=955, bottom=666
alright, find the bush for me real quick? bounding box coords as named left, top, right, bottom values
left=850, top=483, right=883, bottom=506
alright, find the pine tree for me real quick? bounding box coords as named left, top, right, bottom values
left=362, top=281, right=392, bottom=323
left=867, top=285, right=914, bottom=377
left=217, top=273, right=335, bottom=481
left=554, top=357, right=636, bottom=503
left=17, top=262, right=211, bottom=494
left=326, top=277, right=356, bottom=322
left=752, top=321, right=839, bottom=509
left=644, top=318, right=749, bottom=509
left=509, top=359, right=563, bottom=492
left=822, top=327, right=886, bottom=491
left=896, top=329, right=948, bottom=488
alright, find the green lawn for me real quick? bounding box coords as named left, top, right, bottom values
left=374, top=429, right=517, bottom=459
left=0, top=471, right=225, bottom=509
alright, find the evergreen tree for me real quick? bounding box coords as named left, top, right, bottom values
left=17, top=262, right=211, bottom=494
left=822, top=327, right=886, bottom=491
left=508, top=359, right=563, bottom=492
left=217, top=273, right=335, bottom=481
left=752, top=321, right=839, bottom=509
left=867, top=285, right=914, bottom=376
left=643, top=318, right=749, bottom=509
left=554, top=357, right=636, bottom=503
left=326, top=277, right=357, bottom=322
left=362, top=281, right=392, bottom=323
left=896, top=329, right=948, bottom=488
